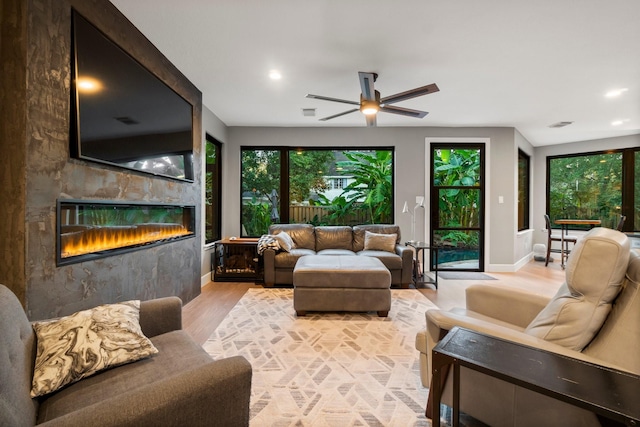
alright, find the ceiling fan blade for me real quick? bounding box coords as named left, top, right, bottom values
left=306, top=94, right=360, bottom=106
left=358, top=72, right=377, bottom=101
left=319, top=108, right=359, bottom=121
left=380, top=83, right=440, bottom=105
left=379, top=105, right=429, bottom=118
left=365, top=114, right=377, bottom=127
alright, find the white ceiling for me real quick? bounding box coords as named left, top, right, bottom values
left=110, top=0, right=639, bottom=147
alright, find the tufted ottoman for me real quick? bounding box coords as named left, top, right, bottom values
left=293, top=255, right=392, bottom=317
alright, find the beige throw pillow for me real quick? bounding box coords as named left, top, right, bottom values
left=274, top=231, right=295, bottom=252
left=31, top=300, right=158, bottom=397
left=364, top=231, right=397, bottom=253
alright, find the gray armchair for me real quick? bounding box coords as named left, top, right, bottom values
left=416, top=228, right=639, bottom=426
left=0, top=285, right=252, bottom=427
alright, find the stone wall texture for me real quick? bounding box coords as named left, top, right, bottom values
left=1, top=0, right=202, bottom=320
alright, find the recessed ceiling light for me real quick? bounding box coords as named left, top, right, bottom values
left=611, top=119, right=629, bottom=126
left=605, top=88, right=628, bottom=98
left=269, top=70, right=282, bottom=80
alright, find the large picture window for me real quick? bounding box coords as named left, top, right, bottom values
left=547, top=148, right=638, bottom=231
left=241, top=147, right=394, bottom=236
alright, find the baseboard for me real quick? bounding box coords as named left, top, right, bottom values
left=201, top=272, right=212, bottom=287
left=487, top=253, right=533, bottom=273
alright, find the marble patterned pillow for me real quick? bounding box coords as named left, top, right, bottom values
left=31, top=300, right=158, bottom=397
left=364, top=231, right=397, bottom=253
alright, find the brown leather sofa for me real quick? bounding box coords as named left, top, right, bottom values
left=262, top=224, right=413, bottom=288
left=415, top=228, right=639, bottom=426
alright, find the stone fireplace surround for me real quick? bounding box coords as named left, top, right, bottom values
left=1, top=0, right=203, bottom=320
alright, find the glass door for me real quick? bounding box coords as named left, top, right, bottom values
left=430, top=144, right=485, bottom=271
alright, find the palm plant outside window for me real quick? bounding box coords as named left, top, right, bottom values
left=240, top=148, right=394, bottom=236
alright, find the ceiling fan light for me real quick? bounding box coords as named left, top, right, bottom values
left=360, top=99, right=379, bottom=115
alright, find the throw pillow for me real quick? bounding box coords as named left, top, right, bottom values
left=274, top=231, right=295, bottom=252
left=364, top=231, right=397, bottom=253
left=31, top=300, right=158, bottom=397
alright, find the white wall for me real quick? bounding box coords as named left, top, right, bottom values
left=531, top=134, right=640, bottom=247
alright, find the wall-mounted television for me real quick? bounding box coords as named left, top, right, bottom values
left=71, top=10, right=194, bottom=182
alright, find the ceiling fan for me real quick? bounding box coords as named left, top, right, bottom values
left=306, top=71, right=439, bottom=127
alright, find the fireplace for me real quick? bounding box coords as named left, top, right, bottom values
left=57, top=199, right=195, bottom=266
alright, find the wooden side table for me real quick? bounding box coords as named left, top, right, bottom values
left=430, top=327, right=640, bottom=427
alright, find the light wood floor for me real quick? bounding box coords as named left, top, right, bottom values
left=183, top=259, right=566, bottom=345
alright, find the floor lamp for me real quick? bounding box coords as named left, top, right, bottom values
left=403, top=196, right=425, bottom=243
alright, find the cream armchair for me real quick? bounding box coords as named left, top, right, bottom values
left=415, top=228, right=639, bottom=427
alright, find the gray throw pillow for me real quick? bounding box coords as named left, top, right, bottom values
left=364, top=231, right=397, bottom=253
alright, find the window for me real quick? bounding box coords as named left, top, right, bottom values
left=547, top=148, right=638, bottom=231
left=204, top=135, right=222, bottom=244
left=517, top=150, right=530, bottom=231
left=240, top=147, right=394, bottom=236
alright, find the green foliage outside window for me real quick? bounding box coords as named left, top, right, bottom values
left=433, top=149, right=481, bottom=249
left=240, top=148, right=393, bottom=236
left=548, top=153, right=622, bottom=229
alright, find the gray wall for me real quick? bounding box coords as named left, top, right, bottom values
left=225, top=126, right=521, bottom=271
left=200, top=105, right=229, bottom=282
left=1, top=0, right=202, bottom=320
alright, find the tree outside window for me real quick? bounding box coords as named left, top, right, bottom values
left=240, top=148, right=394, bottom=236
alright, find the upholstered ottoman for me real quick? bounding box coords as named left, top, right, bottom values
left=293, top=255, right=392, bottom=317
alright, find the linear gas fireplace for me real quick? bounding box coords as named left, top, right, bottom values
left=57, top=199, right=195, bottom=266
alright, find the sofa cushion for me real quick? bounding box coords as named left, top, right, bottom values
left=31, top=301, right=158, bottom=397
left=357, top=250, right=403, bottom=270
left=274, top=249, right=316, bottom=268
left=353, top=225, right=401, bottom=252
left=315, top=226, right=353, bottom=251
left=269, top=224, right=315, bottom=250
left=316, top=249, right=356, bottom=256
left=36, top=330, right=211, bottom=423
left=525, top=228, right=630, bottom=351
left=364, top=231, right=397, bottom=253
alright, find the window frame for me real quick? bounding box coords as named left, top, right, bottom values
left=204, top=134, right=222, bottom=244
left=546, top=147, right=638, bottom=232
left=517, top=149, right=530, bottom=231
left=240, top=146, right=395, bottom=236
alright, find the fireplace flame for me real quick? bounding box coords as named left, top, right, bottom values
left=61, top=223, right=191, bottom=258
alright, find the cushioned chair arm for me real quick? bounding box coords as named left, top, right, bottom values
left=38, top=356, right=252, bottom=427
left=426, top=310, right=630, bottom=372
left=395, top=245, right=414, bottom=285
left=263, top=248, right=276, bottom=286
left=139, top=296, right=182, bottom=337
left=465, top=285, right=551, bottom=328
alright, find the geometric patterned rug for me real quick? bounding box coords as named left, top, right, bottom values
left=203, top=288, right=436, bottom=426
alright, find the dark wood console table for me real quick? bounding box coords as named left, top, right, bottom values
left=431, top=327, right=640, bottom=427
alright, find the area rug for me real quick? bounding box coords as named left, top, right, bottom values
left=203, top=288, right=435, bottom=426
left=437, top=272, right=496, bottom=280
